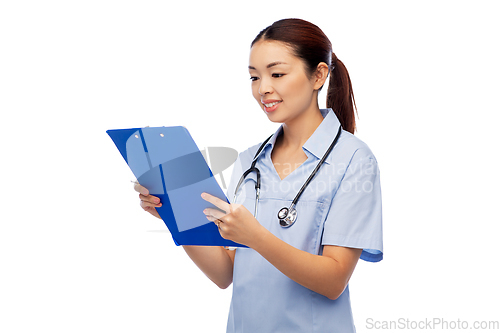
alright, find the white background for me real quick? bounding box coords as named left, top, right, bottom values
left=1, top=1, right=499, bottom=332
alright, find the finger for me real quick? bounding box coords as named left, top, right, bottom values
left=205, top=215, right=218, bottom=222
left=140, top=199, right=162, bottom=210
left=204, top=215, right=225, bottom=232
left=205, top=216, right=224, bottom=233
left=142, top=205, right=161, bottom=219
left=139, top=193, right=161, bottom=206
left=203, top=208, right=227, bottom=221
left=201, top=193, right=231, bottom=213
left=133, top=182, right=149, bottom=196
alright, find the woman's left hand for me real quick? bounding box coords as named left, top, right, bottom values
left=201, top=192, right=266, bottom=247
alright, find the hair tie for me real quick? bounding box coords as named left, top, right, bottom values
left=331, top=51, right=338, bottom=71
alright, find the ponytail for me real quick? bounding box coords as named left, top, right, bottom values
left=326, top=52, right=357, bottom=134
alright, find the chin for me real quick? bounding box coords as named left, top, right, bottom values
left=264, top=112, right=286, bottom=124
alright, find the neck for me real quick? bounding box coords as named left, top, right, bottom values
left=279, top=105, right=324, bottom=151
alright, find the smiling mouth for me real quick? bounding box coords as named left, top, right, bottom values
left=263, top=101, right=282, bottom=107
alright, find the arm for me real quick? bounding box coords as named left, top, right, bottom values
left=182, top=246, right=235, bottom=289
left=202, top=193, right=362, bottom=300
left=251, top=230, right=361, bottom=300
left=135, top=183, right=235, bottom=289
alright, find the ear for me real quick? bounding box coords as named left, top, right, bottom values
left=312, top=62, right=330, bottom=90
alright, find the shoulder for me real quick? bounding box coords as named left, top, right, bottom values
left=236, top=139, right=270, bottom=165
left=330, top=129, right=379, bottom=166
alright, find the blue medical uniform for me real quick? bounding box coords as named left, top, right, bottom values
left=225, top=108, right=383, bottom=333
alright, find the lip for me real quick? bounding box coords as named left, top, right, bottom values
left=262, top=99, right=282, bottom=113
left=261, top=99, right=281, bottom=104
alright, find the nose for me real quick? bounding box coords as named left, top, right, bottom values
left=258, top=76, right=273, bottom=96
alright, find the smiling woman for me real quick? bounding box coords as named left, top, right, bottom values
left=250, top=18, right=357, bottom=134
left=136, top=18, right=383, bottom=333
left=249, top=41, right=325, bottom=123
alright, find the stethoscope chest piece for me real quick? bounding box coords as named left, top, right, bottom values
left=278, top=206, right=297, bottom=228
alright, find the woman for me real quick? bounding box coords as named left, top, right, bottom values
left=136, top=18, right=383, bottom=332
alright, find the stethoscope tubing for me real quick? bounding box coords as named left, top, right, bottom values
left=289, top=125, right=342, bottom=207
left=233, top=125, right=342, bottom=226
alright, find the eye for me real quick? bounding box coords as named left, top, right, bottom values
left=272, top=73, right=284, bottom=78
left=250, top=76, right=259, bottom=82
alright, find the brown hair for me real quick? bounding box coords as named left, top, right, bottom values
left=251, top=18, right=357, bottom=134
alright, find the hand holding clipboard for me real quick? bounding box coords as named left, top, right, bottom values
left=107, top=126, right=245, bottom=247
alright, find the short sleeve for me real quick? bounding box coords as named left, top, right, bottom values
left=322, top=147, right=383, bottom=262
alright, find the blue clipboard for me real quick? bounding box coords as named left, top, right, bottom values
left=107, top=126, right=244, bottom=248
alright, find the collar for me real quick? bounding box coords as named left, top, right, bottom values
left=252, top=108, right=342, bottom=165
left=303, top=108, right=341, bottom=165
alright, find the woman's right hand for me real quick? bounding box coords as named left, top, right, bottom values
left=133, top=182, right=162, bottom=219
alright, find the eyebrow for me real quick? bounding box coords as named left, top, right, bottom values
left=248, top=61, right=288, bottom=70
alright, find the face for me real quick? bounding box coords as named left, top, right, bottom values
left=248, top=40, right=321, bottom=124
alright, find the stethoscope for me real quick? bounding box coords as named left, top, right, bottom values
left=233, top=125, right=342, bottom=228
